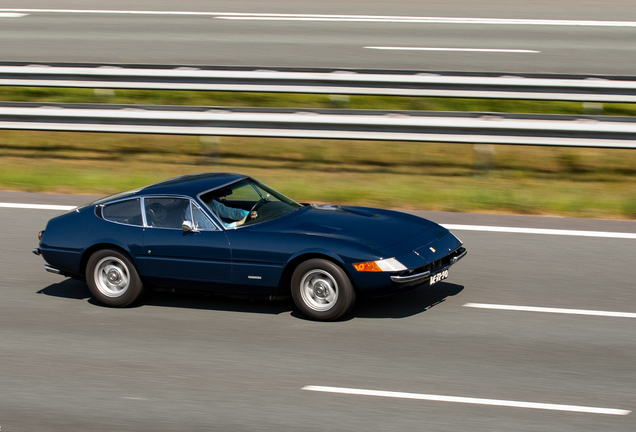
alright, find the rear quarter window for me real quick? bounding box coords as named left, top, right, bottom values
left=101, top=198, right=143, bottom=226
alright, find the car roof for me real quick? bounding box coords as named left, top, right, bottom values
left=139, top=172, right=246, bottom=197
left=90, top=172, right=246, bottom=205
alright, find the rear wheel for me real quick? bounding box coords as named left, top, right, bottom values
left=86, top=249, right=144, bottom=307
left=291, top=259, right=355, bottom=321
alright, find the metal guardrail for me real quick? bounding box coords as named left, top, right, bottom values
left=1, top=102, right=635, bottom=149
left=1, top=62, right=636, bottom=103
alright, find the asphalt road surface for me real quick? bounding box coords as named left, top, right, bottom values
left=1, top=191, right=635, bottom=431
left=1, top=1, right=636, bottom=74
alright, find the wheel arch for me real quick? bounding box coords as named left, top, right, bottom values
left=278, top=251, right=357, bottom=296
left=80, top=243, right=136, bottom=278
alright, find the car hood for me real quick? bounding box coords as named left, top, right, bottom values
left=260, top=204, right=442, bottom=250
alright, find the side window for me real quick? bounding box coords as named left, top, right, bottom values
left=144, top=197, right=191, bottom=229
left=192, top=203, right=217, bottom=230
left=102, top=198, right=143, bottom=226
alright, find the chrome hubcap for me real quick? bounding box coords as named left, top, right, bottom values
left=94, top=257, right=130, bottom=298
left=300, top=270, right=338, bottom=312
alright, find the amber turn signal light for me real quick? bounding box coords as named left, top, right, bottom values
left=353, top=261, right=383, bottom=272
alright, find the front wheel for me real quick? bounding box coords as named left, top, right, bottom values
left=291, top=259, right=356, bottom=321
left=86, top=249, right=144, bottom=307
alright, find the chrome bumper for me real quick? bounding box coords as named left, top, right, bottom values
left=44, top=265, right=63, bottom=275
left=391, top=247, right=467, bottom=283
left=390, top=270, right=431, bottom=283
left=450, top=248, right=467, bottom=264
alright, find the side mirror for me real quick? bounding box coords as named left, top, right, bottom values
left=182, top=220, right=198, bottom=233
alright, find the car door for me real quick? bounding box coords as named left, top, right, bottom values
left=224, top=228, right=292, bottom=294
left=140, top=196, right=232, bottom=286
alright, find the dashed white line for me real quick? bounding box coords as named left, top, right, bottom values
left=365, top=47, right=539, bottom=53
left=0, top=12, right=27, bottom=18
left=442, top=224, right=636, bottom=239
left=1, top=10, right=636, bottom=27
left=302, top=386, right=630, bottom=415
left=464, top=303, right=636, bottom=318
left=0, top=203, right=76, bottom=211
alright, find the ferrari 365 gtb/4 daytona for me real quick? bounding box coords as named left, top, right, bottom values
left=34, top=173, right=466, bottom=321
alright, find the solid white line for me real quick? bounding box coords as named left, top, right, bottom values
left=365, top=47, right=539, bottom=53
left=302, top=386, right=630, bottom=415
left=1, top=10, right=636, bottom=27
left=0, top=203, right=76, bottom=211
left=216, top=16, right=636, bottom=27
left=464, top=303, right=636, bottom=318
left=441, top=224, right=636, bottom=239
left=0, top=12, right=27, bottom=17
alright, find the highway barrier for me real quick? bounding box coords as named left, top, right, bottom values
left=1, top=62, right=636, bottom=103
left=0, top=102, right=635, bottom=149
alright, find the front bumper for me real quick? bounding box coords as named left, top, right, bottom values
left=391, top=247, right=467, bottom=284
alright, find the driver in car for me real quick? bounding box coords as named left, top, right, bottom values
left=209, top=199, right=256, bottom=228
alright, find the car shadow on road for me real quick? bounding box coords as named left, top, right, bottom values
left=37, top=278, right=91, bottom=300
left=36, top=279, right=295, bottom=315
left=37, top=279, right=464, bottom=320
left=144, top=289, right=296, bottom=316
left=348, top=282, right=465, bottom=320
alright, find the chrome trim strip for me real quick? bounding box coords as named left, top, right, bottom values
left=140, top=196, right=148, bottom=227
left=391, top=270, right=430, bottom=283
left=451, top=248, right=467, bottom=264
left=44, top=264, right=62, bottom=275
left=32, top=248, right=41, bottom=256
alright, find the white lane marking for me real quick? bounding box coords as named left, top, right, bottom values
left=0, top=13, right=27, bottom=18
left=302, top=386, right=630, bottom=415
left=1, top=10, right=636, bottom=27
left=464, top=303, right=636, bottom=318
left=0, top=203, right=76, bottom=211
left=365, top=47, right=539, bottom=53
left=216, top=16, right=636, bottom=27
left=442, top=224, right=636, bottom=239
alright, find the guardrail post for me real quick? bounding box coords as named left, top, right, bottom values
left=329, top=95, right=350, bottom=108
left=473, top=144, right=495, bottom=171
left=583, top=102, right=604, bottom=115
left=199, top=136, right=221, bottom=165
left=94, top=88, right=115, bottom=98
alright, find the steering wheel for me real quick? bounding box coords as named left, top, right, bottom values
left=248, top=194, right=271, bottom=220
left=249, top=197, right=266, bottom=216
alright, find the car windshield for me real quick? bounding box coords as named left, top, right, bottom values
left=199, top=178, right=303, bottom=227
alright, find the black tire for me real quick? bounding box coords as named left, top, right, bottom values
left=291, top=259, right=356, bottom=321
left=86, top=249, right=144, bottom=307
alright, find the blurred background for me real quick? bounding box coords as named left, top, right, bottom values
left=1, top=2, right=636, bottom=432
left=1, top=0, right=635, bottom=219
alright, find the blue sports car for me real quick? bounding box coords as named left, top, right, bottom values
left=33, top=173, right=466, bottom=321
